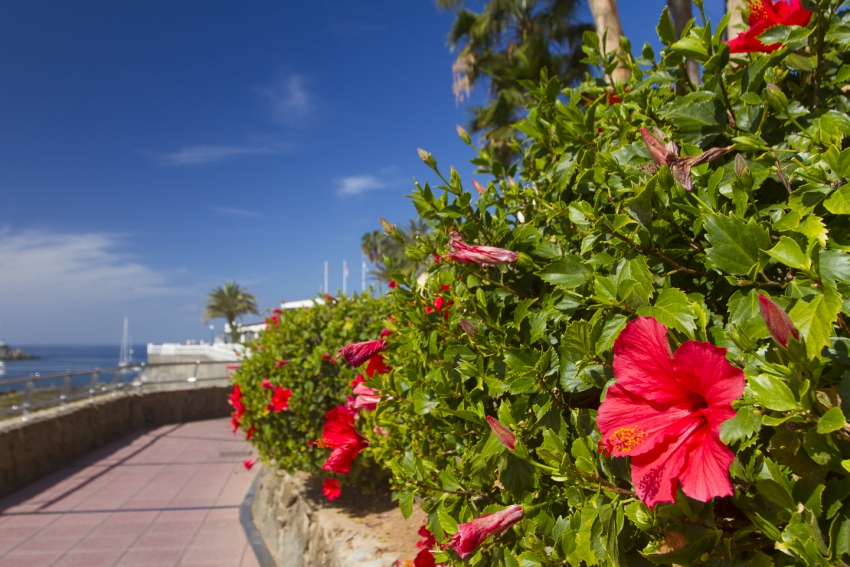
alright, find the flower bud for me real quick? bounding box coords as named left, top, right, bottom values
left=758, top=294, right=800, bottom=347
left=734, top=153, right=748, bottom=178
left=486, top=416, right=516, bottom=450
left=417, top=148, right=437, bottom=169
left=379, top=217, right=395, bottom=235
left=471, top=179, right=486, bottom=195
left=456, top=124, right=471, bottom=144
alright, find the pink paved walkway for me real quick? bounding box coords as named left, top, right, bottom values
left=0, top=418, right=261, bottom=567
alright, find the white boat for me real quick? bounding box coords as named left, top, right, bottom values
left=0, top=360, right=5, bottom=375
left=118, top=317, right=133, bottom=368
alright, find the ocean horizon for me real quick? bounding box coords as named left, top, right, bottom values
left=0, top=344, right=149, bottom=386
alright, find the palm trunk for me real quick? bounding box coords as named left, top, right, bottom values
left=668, top=0, right=700, bottom=85
left=726, top=0, right=746, bottom=40
left=587, top=0, right=630, bottom=84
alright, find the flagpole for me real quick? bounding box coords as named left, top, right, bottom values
left=361, top=255, right=366, bottom=294
left=324, top=261, right=328, bottom=295
left=342, top=260, right=348, bottom=295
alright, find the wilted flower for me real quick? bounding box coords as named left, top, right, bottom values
left=275, top=360, right=289, bottom=368
left=758, top=294, right=800, bottom=347
left=728, top=0, right=812, bottom=53
left=597, top=317, right=745, bottom=509
left=448, top=231, right=518, bottom=265
left=322, top=478, right=341, bottom=501
left=448, top=505, right=525, bottom=559
left=266, top=387, right=292, bottom=413
left=486, top=416, right=516, bottom=450
left=338, top=339, right=388, bottom=368
left=243, top=458, right=257, bottom=470
left=261, top=378, right=273, bottom=389
left=459, top=318, right=478, bottom=338
left=373, top=426, right=389, bottom=437
left=353, top=383, right=380, bottom=412
left=641, top=128, right=731, bottom=191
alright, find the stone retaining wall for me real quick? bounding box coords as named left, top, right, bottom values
left=252, top=467, right=421, bottom=567
left=0, top=386, right=231, bottom=498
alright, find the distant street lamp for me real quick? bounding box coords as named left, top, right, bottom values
left=209, top=324, right=215, bottom=344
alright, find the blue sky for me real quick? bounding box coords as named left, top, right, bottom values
left=0, top=1, right=724, bottom=344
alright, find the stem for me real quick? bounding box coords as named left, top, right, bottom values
left=814, top=3, right=826, bottom=108
left=565, top=464, right=637, bottom=497
left=407, top=478, right=488, bottom=497
left=605, top=227, right=707, bottom=276
left=773, top=153, right=793, bottom=194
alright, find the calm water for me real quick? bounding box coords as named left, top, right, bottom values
left=0, top=344, right=147, bottom=391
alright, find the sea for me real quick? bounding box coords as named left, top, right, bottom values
left=0, top=344, right=148, bottom=392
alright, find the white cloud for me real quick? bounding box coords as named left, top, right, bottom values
left=256, top=73, right=315, bottom=125
left=211, top=206, right=263, bottom=218
left=335, top=175, right=387, bottom=196
left=163, top=145, right=277, bottom=165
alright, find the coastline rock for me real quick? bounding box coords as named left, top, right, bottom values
left=0, top=346, right=38, bottom=361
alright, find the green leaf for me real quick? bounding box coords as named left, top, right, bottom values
left=399, top=491, right=414, bottom=519
left=789, top=284, right=842, bottom=359
left=705, top=215, right=770, bottom=277
left=819, top=250, right=850, bottom=284
left=766, top=237, right=810, bottom=271
left=720, top=406, right=762, bottom=444
left=817, top=407, right=847, bottom=434
left=643, top=526, right=722, bottom=565
left=656, top=7, right=677, bottom=46
left=750, top=375, right=797, bottom=411
left=637, top=288, right=697, bottom=339
left=537, top=256, right=588, bottom=288
left=822, top=146, right=850, bottom=177
left=671, top=36, right=709, bottom=62
left=625, top=179, right=654, bottom=232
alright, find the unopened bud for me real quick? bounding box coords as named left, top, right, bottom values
left=486, top=416, right=516, bottom=450
left=417, top=148, right=437, bottom=169
left=379, top=217, right=395, bottom=235
left=758, top=293, right=800, bottom=347
left=471, top=179, right=486, bottom=195
left=456, top=124, right=471, bottom=144
left=734, top=153, right=748, bottom=178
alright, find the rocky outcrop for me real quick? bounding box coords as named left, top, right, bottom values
left=252, top=467, right=425, bottom=567
left=0, top=346, right=37, bottom=360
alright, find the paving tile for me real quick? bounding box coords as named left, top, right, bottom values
left=72, top=534, right=138, bottom=551
left=115, top=547, right=184, bottom=565
left=132, top=532, right=195, bottom=549
left=12, top=536, right=80, bottom=554
left=52, top=549, right=124, bottom=567
left=0, top=553, right=63, bottom=567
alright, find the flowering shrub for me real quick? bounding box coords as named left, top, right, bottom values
left=366, top=1, right=850, bottom=565
left=230, top=293, right=391, bottom=489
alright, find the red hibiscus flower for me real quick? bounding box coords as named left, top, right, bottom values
left=597, top=317, right=745, bottom=509
left=325, top=294, right=337, bottom=303
left=365, top=353, right=391, bottom=377
left=350, top=374, right=366, bottom=388
left=243, top=458, right=257, bottom=470
left=373, top=426, right=389, bottom=437
left=229, top=385, right=246, bottom=429
left=758, top=294, right=800, bottom=347
left=380, top=328, right=392, bottom=338
left=275, top=360, right=289, bottom=368
left=267, top=315, right=279, bottom=327
left=425, top=285, right=453, bottom=320
left=231, top=416, right=241, bottom=433
left=352, top=383, right=380, bottom=412
left=388, top=279, right=398, bottom=289
left=322, top=352, right=333, bottom=362
left=322, top=478, right=342, bottom=501
left=311, top=406, right=370, bottom=474
left=326, top=404, right=357, bottom=425
left=414, top=526, right=441, bottom=567
left=641, top=128, right=731, bottom=191
left=245, top=425, right=256, bottom=440
left=226, top=364, right=240, bottom=370
left=728, top=0, right=812, bottom=53
left=261, top=378, right=273, bottom=389
left=267, top=387, right=292, bottom=412
left=447, top=231, right=518, bottom=265
left=448, top=505, right=524, bottom=559
left=338, top=339, right=388, bottom=368
left=486, top=416, right=516, bottom=450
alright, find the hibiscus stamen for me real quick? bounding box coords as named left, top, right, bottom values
left=608, top=426, right=648, bottom=453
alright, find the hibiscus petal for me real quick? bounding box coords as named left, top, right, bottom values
left=612, top=317, right=687, bottom=403
left=678, top=425, right=735, bottom=502
left=630, top=420, right=700, bottom=509
left=597, top=383, right=696, bottom=457
left=672, top=341, right=744, bottom=408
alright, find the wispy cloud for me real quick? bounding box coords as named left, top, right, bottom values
left=335, top=175, right=387, bottom=196
left=211, top=206, right=263, bottom=218
left=163, top=145, right=278, bottom=165
left=327, top=21, right=383, bottom=36
left=256, top=73, right=315, bottom=126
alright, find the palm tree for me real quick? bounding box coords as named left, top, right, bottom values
left=362, top=220, right=430, bottom=286
left=438, top=0, right=593, bottom=165
left=202, top=282, right=259, bottom=343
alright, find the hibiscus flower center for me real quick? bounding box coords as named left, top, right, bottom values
left=749, top=0, right=768, bottom=22
left=688, top=392, right=709, bottom=412
left=606, top=426, right=648, bottom=455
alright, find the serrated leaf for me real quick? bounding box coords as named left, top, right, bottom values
left=750, top=374, right=797, bottom=411
left=637, top=288, right=697, bottom=338
left=720, top=406, right=762, bottom=443
left=537, top=256, right=588, bottom=288
left=766, top=236, right=810, bottom=270
left=705, top=215, right=770, bottom=277
left=819, top=249, right=850, bottom=284
left=399, top=491, right=414, bottom=519
left=824, top=184, right=850, bottom=214
left=789, top=284, right=841, bottom=359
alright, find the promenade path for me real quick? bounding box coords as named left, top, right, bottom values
left=0, top=418, right=262, bottom=567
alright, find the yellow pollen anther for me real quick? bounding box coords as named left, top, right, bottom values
left=608, top=427, right=648, bottom=454
left=749, top=0, right=768, bottom=21
left=314, top=439, right=333, bottom=449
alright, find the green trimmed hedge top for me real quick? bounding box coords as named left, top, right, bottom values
left=363, top=1, right=850, bottom=565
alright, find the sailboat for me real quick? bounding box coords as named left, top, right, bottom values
left=118, top=317, right=133, bottom=369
